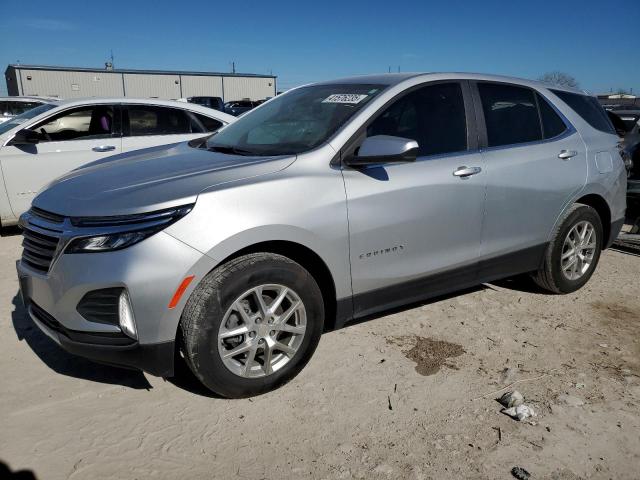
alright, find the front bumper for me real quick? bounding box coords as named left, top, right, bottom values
left=17, top=230, right=218, bottom=377
left=27, top=299, right=175, bottom=376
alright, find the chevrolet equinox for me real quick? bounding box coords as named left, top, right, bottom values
left=17, top=73, right=626, bottom=397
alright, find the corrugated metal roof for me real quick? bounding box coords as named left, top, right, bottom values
left=5, top=64, right=276, bottom=78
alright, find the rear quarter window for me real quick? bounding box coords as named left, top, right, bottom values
left=551, top=89, right=615, bottom=134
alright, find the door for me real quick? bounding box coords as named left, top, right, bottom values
left=342, top=81, right=486, bottom=317
left=121, top=105, right=222, bottom=153
left=0, top=104, right=121, bottom=218
left=473, top=82, right=587, bottom=270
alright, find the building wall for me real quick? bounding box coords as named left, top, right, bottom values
left=180, top=75, right=224, bottom=98
left=6, top=67, right=276, bottom=101
left=122, top=73, right=182, bottom=99
left=222, top=76, right=275, bottom=101
left=17, top=68, right=124, bottom=98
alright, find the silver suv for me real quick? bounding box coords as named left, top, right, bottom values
left=17, top=73, right=626, bottom=397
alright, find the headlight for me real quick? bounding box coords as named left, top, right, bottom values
left=65, top=204, right=193, bottom=254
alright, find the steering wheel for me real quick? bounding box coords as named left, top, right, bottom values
left=39, top=128, right=52, bottom=142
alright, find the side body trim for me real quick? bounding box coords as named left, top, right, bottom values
left=335, top=243, right=547, bottom=325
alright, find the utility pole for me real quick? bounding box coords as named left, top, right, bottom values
left=231, top=61, right=236, bottom=73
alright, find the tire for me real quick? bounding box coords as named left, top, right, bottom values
left=180, top=252, right=324, bottom=398
left=533, top=203, right=603, bottom=294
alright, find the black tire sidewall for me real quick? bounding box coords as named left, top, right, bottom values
left=188, top=256, right=324, bottom=398
left=549, top=206, right=603, bottom=293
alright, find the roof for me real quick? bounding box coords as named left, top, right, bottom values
left=5, top=64, right=276, bottom=79
left=52, top=97, right=236, bottom=123
left=312, top=72, right=585, bottom=94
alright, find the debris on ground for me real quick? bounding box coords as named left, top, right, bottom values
left=511, top=466, right=531, bottom=479
left=498, top=390, right=524, bottom=408
left=502, top=404, right=536, bottom=421
left=497, top=390, right=536, bottom=421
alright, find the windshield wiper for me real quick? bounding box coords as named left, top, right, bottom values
left=207, top=143, right=258, bottom=156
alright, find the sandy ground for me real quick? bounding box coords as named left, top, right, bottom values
left=1, top=229, right=639, bottom=480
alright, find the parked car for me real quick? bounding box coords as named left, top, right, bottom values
left=622, top=122, right=640, bottom=211
left=224, top=99, right=258, bottom=116
left=178, top=96, right=225, bottom=112
left=0, top=96, right=57, bottom=124
left=0, top=98, right=234, bottom=224
left=609, top=108, right=640, bottom=132
left=605, top=111, right=639, bottom=212
left=18, top=73, right=626, bottom=398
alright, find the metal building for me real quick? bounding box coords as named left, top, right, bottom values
left=4, top=64, right=277, bottom=101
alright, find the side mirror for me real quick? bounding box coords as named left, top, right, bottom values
left=9, top=128, right=40, bottom=145
left=345, top=135, right=419, bottom=167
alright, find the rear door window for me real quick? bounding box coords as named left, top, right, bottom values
left=550, top=89, right=615, bottom=134
left=478, top=83, right=542, bottom=147
left=367, top=82, right=467, bottom=157
left=126, top=105, right=195, bottom=136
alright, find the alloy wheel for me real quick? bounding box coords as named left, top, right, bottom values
left=561, top=220, right=596, bottom=281
left=217, top=284, right=307, bottom=378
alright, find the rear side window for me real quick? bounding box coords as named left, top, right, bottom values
left=126, top=106, right=194, bottom=136
left=478, top=83, right=541, bottom=147
left=536, top=93, right=567, bottom=139
left=367, top=82, right=467, bottom=157
left=191, top=112, right=223, bottom=132
left=550, top=89, right=615, bottom=134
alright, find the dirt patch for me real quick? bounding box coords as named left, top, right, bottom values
left=387, top=335, right=465, bottom=376
left=591, top=300, right=638, bottom=323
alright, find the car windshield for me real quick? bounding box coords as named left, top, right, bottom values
left=206, top=84, right=385, bottom=155
left=0, top=103, right=57, bottom=136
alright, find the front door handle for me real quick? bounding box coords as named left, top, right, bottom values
left=453, top=166, right=482, bottom=177
left=92, top=145, right=116, bottom=152
left=558, top=150, right=578, bottom=160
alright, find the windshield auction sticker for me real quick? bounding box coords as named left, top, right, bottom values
left=322, top=94, right=368, bottom=104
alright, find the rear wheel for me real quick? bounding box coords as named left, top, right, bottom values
left=533, top=203, right=603, bottom=293
left=180, top=253, right=324, bottom=398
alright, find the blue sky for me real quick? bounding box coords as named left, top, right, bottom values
left=1, top=0, right=638, bottom=95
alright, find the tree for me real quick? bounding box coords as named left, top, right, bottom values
left=537, top=71, right=579, bottom=88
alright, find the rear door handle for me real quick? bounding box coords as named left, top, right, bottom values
left=92, top=145, right=116, bottom=152
left=453, top=166, right=482, bottom=177
left=558, top=150, right=577, bottom=160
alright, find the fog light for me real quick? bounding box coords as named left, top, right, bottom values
left=118, top=290, right=137, bottom=339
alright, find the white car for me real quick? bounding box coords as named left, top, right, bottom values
left=0, top=96, right=57, bottom=124
left=0, top=98, right=235, bottom=225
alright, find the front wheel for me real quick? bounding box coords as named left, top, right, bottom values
left=533, top=203, right=603, bottom=294
left=180, top=253, right=324, bottom=398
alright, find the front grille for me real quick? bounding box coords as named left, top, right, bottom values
left=31, top=207, right=64, bottom=224
left=77, top=288, right=123, bottom=326
left=21, top=227, right=61, bottom=273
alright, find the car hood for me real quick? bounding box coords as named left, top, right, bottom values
left=32, top=141, right=295, bottom=217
